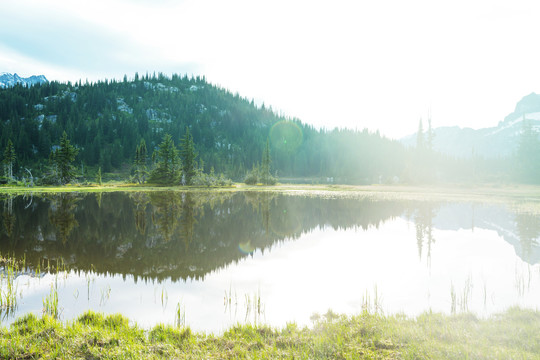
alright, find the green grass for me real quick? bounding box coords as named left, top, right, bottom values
left=1, top=308, right=539, bottom=359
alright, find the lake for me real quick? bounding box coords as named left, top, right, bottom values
left=1, top=191, right=539, bottom=333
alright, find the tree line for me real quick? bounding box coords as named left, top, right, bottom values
left=0, top=72, right=538, bottom=185
left=2, top=126, right=231, bottom=186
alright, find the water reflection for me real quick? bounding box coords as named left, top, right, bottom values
left=516, top=212, right=540, bottom=264
left=1, top=193, right=540, bottom=278
left=48, top=193, right=80, bottom=244
left=413, top=203, right=437, bottom=265
left=2, top=194, right=16, bottom=239
left=1, top=191, right=540, bottom=330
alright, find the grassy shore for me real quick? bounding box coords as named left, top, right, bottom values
left=1, top=308, right=539, bottom=359
left=3, top=181, right=540, bottom=198
left=3, top=183, right=540, bottom=215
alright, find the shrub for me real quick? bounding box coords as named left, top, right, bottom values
left=244, top=171, right=258, bottom=185
left=192, top=171, right=232, bottom=187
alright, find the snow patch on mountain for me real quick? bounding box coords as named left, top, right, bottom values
left=0, top=72, right=48, bottom=88
left=488, top=112, right=540, bottom=136
left=401, top=93, right=540, bottom=159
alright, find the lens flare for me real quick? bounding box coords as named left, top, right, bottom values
left=269, top=121, right=303, bottom=153
left=238, top=240, right=255, bottom=254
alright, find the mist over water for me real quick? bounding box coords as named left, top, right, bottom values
left=1, top=192, right=539, bottom=332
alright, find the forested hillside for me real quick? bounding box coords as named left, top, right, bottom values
left=0, top=73, right=411, bottom=183
left=0, top=73, right=532, bottom=184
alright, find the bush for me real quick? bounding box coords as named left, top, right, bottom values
left=244, top=171, right=258, bottom=185
left=192, top=171, right=232, bottom=187
left=244, top=170, right=277, bottom=185
left=263, top=175, right=278, bottom=185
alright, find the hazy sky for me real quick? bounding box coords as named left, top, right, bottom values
left=1, top=0, right=540, bottom=138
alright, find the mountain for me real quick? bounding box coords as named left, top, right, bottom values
left=1, top=72, right=536, bottom=184
left=0, top=73, right=405, bottom=183
left=401, top=93, right=540, bottom=159
left=0, top=72, right=48, bottom=88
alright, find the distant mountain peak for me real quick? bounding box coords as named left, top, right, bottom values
left=401, top=93, right=540, bottom=159
left=0, top=72, right=48, bottom=88
left=503, top=92, right=540, bottom=124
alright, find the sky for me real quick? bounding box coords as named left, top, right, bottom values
left=1, top=0, right=540, bottom=139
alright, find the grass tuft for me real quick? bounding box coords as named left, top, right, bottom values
left=149, top=324, right=192, bottom=345
left=77, top=310, right=105, bottom=326
left=77, top=310, right=129, bottom=330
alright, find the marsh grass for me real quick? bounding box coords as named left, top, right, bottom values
left=160, top=287, right=168, bottom=309
left=175, top=301, right=186, bottom=328
left=1, top=308, right=539, bottom=359
left=0, top=258, right=19, bottom=317
left=42, top=282, right=59, bottom=319
left=515, top=262, right=532, bottom=298
left=243, top=290, right=265, bottom=325
left=99, top=284, right=111, bottom=306
left=361, top=285, right=383, bottom=314
left=1, top=252, right=70, bottom=322
left=224, top=286, right=239, bottom=319
left=450, top=277, right=474, bottom=314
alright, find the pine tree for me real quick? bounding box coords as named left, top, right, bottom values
left=261, top=139, right=274, bottom=185
left=413, top=118, right=428, bottom=184
left=180, top=127, right=197, bottom=185
left=3, top=139, right=16, bottom=181
left=96, top=167, right=102, bottom=185
left=149, top=133, right=181, bottom=184
left=517, top=118, right=540, bottom=182
left=426, top=114, right=434, bottom=153
left=416, top=119, right=424, bottom=150
left=134, top=139, right=148, bottom=184
left=51, top=132, right=79, bottom=185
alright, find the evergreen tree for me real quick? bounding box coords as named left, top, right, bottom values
left=413, top=118, right=429, bottom=183
left=260, top=139, right=276, bottom=185
left=261, top=139, right=271, bottom=185
left=134, top=139, right=148, bottom=184
left=50, top=132, right=79, bottom=185
left=425, top=115, right=436, bottom=182
left=3, top=139, right=16, bottom=181
left=416, top=119, right=424, bottom=150
left=96, top=167, right=102, bottom=185
left=149, top=133, right=181, bottom=184
left=426, top=115, right=434, bottom=153
left=180, top=127, right=197, bottom=185
left=517, top=119, right=540, bottom=182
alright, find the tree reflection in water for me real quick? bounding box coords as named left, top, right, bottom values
left=48, top=193, right=80, bottom=244
left=0, top=192, right=539, bottom=283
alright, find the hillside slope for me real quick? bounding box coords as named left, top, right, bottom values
left=0, top=73, right=405, bottom=183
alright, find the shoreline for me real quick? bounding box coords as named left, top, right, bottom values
left=1, top=307, right=539, bottom=359
left=2, top=183, right=540, bottom=208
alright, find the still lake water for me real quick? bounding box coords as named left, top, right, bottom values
left=1, top=191, right=539, bottom=333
